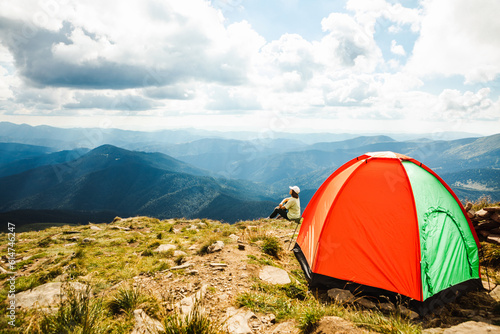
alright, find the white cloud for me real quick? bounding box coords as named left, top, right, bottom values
left=346, top=0, right=421, bottom=32
left=436, top=88, right=498, bottom=120
left=390, top=40, right=406, bottom=56
left=319, top=13, right=382, bottom=72
left=0, top=0, right=261, bottom=88
left=407, top=0, right=500, bottom=83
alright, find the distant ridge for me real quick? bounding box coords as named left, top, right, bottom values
left=0, top=145, right=275, bottom=226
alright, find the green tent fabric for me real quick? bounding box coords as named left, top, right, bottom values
left=402, top=161, right=480, bottom=300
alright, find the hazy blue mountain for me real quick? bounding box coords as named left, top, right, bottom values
left=0, top=142, right=55, bottom=164
left=0, top=148, right=90, bottom=177
left=305, top=135, right=396, bottom=152
left=0, top=122, right=483, bottom=151
left=0, top=145, right=275, bottom=225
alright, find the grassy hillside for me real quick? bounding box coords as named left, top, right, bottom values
left=1, top=216, right=499, bottom=333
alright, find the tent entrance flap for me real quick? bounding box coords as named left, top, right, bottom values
left=421, top=209, right=477, bottom=299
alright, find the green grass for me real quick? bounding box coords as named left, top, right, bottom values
left=162, top=300, right=226, bottom=334
left=0, top=217, right=426, bottom=333
left=297, top=305, right=325, bottom=334
left=261, top=236, right=282, bottom=258
left=34, top=285, right=109, bottom=334
left=107, top=285, right=160, bottom=317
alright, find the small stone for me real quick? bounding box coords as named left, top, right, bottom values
left=327, top=288, right=354, bottom=304
left=259, top=266, right=291, bottom=285
left=487, top=234, right=500, bottom=245
left=484, top=207, right=500, bottom=212
left=378, top=302, right=396, bottom=313
left=207, top=241, right=224, bottom=253
left=228, top=234, right=239, bottom=241
left=155, top=244, right=176, bottom=253
left=210, top=263, right=228, bottom=267
left=262, top=313, right=276, bottom=324
left=225, top=307, right=256, bottom=334
left=356, top=297, right=377, bottom=309
left=64, top=243, right=77, bottom=247
left=174, top=250, right=187, bottom=257
left=490, top=285, right=500, bottom=301
left=422, top=321, right=500, bottom=333
left=90, top=225, right=102, bottom=231
left=82, top=238, right=95, bottom=243
left=170, top=263, right=194, bottom=270
left=476, top=209, right=492, bottom=219
left=398, top=305, right=419, bottom=319
left=131, top=309, right=164, bottom=334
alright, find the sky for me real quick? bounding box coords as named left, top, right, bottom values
left=0, top=0, right=499, bottom=136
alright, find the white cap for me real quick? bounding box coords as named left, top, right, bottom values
left=289, top=186, right=300, bottom=194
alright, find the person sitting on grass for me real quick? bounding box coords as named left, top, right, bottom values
left=268, top=186, right=301, bottom=221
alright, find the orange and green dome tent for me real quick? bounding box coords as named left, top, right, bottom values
left=293, top=151, right=481, bottom=311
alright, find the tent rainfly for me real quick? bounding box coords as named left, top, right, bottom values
left=293, top=151, right=482, bottom=312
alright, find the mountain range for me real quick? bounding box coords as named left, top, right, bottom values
left=0, top=122, right=498, bottom=230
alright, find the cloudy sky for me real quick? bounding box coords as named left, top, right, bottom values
left=0, top=0, right=499, bottom=135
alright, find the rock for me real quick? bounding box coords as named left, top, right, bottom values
left=398, top=305, right=419, bottom=319
left=477, top=221, right=499, bottom=230
left=484, top=207, right=500, bottom=213
left=110, top=226, right=131, bottom=231
left=67, top=236, right=80, bottom=242
left=271, top=321, right=298, bottom=334
left=423, top=321, right=500, bottom=333
left=90, top=225, right=102, bottom=231
left=262, top=313, right=276, bottom=324
left=327, top=288, right=354, bottom=304
left=210, top=263, right=228, bottom=268
left=476, top=209, right=492, bottom=219
left=464, top=202, right=473, bottom=211
left=16, top=282, right=87, bottom=309
left=490, top=285, right=500, bottom=301
left=225, top=307, right=259, bottom=334
left=378, top=302, right=396, bottom=313
left=238, top=243, right=246, bottom=250
left=207, top=241, right=224, bottom=253
left=479, top=230, right=491, bottom=237
left=155, top=244, right=176, bottom=253
left=170, top=263, right=194, bottom=270
left=197, top=222, right=207, bottom=228
left=64, top=243, right=77, bottom=247
left=173, top=250, right=187, bottom=257
left=63, top=230, right=81, bottom=234
left=228, top=234, right=239, bottom=241
left=467, top=210, right=476, bottom=219
left=487, top=234, right=500, bottom=245
left=176, top=285, right=207, bottom=315
left=356, top=297, right=377, bottom=309
left=82, top=237, right=95, bottom=243
left=131, top=309, right=164, bottom=334
left=259, top=266, right=291, bottom=285
left=188, top=244, right=198, bottom=251
left=313, top=316, right=367, bottom=333
left=482, top=279, right=496, bottom=291
left=492, top=212, right=500, bottom=223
